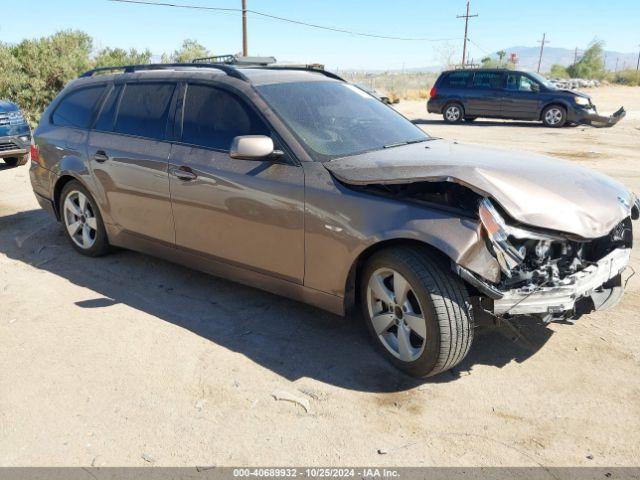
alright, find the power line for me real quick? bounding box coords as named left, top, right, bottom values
left=456, top=1, right=478, bottom=66
left=108, top=0, right=459, bottom=42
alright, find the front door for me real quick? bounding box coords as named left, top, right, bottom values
left=88, top=82, right=177, bottom=244
left=502, top=73, right=542, bottom=120
left=169, top=83, right=305, bottom=283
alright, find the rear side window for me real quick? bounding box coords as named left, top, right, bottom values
left=181, top=84, right=269, bottom=150
left=114, top=83, right=175, bottom=140
left=94, top=85, right=122, bottom=132
left=442, top=71, right=471, bottom=88
left=472, top=72, right=503, bottom=89
left=52, top=86, right=105, bottom=129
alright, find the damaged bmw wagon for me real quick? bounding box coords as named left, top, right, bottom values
left=30, top=63, right=639, bottom=377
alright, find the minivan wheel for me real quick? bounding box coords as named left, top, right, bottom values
left=542, top=105, right=567, bottom=127
left=360, top=247, right=474, bottom=377
left=60, top=181, right=110, bottom=256
left=443, top=103, right=464, bottom=124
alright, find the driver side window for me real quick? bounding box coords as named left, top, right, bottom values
left=506, top=74, right=539, bottom=92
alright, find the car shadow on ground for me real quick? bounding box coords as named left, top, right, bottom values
left=0, top=208, right=554, bottom=392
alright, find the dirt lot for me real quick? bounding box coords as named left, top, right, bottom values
left=1, top=86, right=639, bottom=467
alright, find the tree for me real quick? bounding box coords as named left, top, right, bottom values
left=549, top=64, right=569, bottom=79
left=94, top=47, right=152, bottom=67
left=566, top=41, right=605, bottom=79
left=162, top=39, right=210, bottom=63
left=1, top=30, right=93, bottom=125
left=496, top=50, right=506, bottom=62
left=436, top=42, right=458, bottom=69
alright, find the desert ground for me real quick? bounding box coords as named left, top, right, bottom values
left=1, top=86, right=639, bottom=467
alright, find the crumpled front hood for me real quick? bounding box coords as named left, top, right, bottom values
left=324, top=139, right=632, bottom=239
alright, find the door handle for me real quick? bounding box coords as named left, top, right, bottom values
left=94, top=150, right=109, bottom=163
left=170, top=167, right=197, bottom=181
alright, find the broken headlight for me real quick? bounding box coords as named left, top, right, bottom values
left=478, top=198, right=567, bottom=279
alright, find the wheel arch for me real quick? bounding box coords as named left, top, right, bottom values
left=343, top=238, right=453, bottom=316
left=539, top=101, right=569, bottom=120
left=52, top=173, right=91, bottom=220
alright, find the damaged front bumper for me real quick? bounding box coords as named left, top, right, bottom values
left=574, top=106, right=626, bottom=128
left=461, top=248, right=631, bottom=317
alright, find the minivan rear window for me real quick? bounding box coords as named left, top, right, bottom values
left=472, top=72, right=503, bottom=89
left=52, top=86, right=106, bottom=129
left=443, top=71, right=471, bottom=88
left=114, top=83, right=175, bottom=140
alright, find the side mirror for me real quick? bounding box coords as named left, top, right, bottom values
left=531, top=83, right=540, bottom=92
left=229, top=135, right=282, bottom=161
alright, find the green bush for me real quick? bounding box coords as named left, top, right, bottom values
left=566, top=41, right=605, bottom=80
left=609, top=69, right=640, bottom=86
left=549, top=64, right=569, bottom=79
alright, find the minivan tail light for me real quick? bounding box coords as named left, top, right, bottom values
left=429, top=87, right=437, bottom=98
left=30, top=143, right=40, bottom=165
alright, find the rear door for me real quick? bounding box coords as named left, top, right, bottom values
left=168, top=82, right=305, bottom=283
left=88, top=81, right=177, bottom=244
left=502, top=73, right=542, bottom=119
left=465, top=71, right=504, bottom=116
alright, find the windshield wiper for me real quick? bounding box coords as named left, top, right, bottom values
left=382, top=138, right=430, bottom=149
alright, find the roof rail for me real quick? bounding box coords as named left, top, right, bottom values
left=193, top=54, right=276, bottom=66
left=256, top=65, right=345, bottom=82
left=79, top=63, right=249, bottom=81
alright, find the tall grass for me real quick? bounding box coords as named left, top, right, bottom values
left=340, top=71, right=438, bottom=101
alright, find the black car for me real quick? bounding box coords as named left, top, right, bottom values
left=427, top=69, right=625, bottom=128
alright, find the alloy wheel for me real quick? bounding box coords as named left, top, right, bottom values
left=545, top=108, right=563, bottom=126
left=445, top=105, right=461, bottom=122
left=366, top=268, right=427, bottom=362
left=63, top=190, right=98, bottom=250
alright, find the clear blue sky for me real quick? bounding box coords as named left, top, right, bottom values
left=1, top=0, right=638, bottom=69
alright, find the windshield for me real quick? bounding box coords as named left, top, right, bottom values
left=528, top=72, right=558, bottom=90
left=256, top=81, right=429, bottom=161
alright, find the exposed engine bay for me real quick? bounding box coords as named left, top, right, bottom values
left=350, top=180, right=638, bottom=322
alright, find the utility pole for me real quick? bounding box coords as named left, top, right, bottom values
left=457, top=1, right=478, bottom=67
left=537, top=33, right=548, bottom=73
left=573, top=47, right=579, bottom=64
left=242, top=0, right=248, bottom=56
left=615, top=57, right=619, bottom=72
left=636, top=45, right=640, bottom=71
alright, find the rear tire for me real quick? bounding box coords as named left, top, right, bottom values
left=59, top=180, right=111, bottom=257
left=443, top=103, right=464, bottom=124
left=360, top=247, right=474, bottom=377
left=542, top=105, right=567, bottom=128
left=2, top=155, right=26, bottom=167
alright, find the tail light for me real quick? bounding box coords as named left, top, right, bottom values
left=30, top=142, right=40, bottom=165
left=429, top=87, right=437, bottom=98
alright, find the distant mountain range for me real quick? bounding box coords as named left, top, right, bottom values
left=489, top=46, right=637, bottom=72
left=342, top=46, right=638, bottom=74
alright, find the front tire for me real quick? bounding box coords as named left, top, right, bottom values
left=2, top=155, right=27, bottom=167
left=360, top=247, right=474, bottom=377
left=443, top=103, right=464, bottom=124
left=542, top=105, right=567, bottom=127
left=60, top=180, right=111, bottom=257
